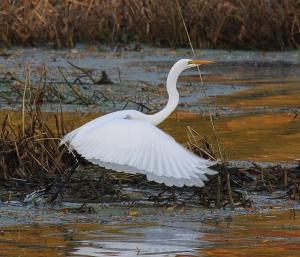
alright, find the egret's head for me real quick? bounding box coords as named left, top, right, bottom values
left=174, top=58, right=214, bottom=71
left=186, top=59, right=214, bottom=69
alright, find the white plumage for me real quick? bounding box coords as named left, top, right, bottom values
left=61, top=59, right=217, bottom=187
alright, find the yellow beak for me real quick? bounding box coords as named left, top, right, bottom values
left=188, top=60, right=215, bottom=65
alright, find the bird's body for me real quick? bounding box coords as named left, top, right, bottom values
left=61, top=59, right=217, bottom=187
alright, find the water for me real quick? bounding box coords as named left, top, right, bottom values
left=1, top=46, right=300, bottom=256
left=0, top=45, right=300, bottom=161
left=1, top=47, right=300, bottom=110
left=1, top=208, right=300, bottom=257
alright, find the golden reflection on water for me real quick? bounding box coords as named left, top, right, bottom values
left=1, top=109, right=300, bottom=162
left=0, top=223, right=141, bottom=257
left=1, top=210, right=300, bottom=257
left=0, top=222, right=197, bottom=257
left=203, top=209, right=300, bottom=257
left=213, top=82, right=300, bottom=109
left=0, top=225, right=70, bottom=256
left=162, top=112, right=300, bottom=162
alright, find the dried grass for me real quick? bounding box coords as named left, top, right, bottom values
left=0, top=109, right=70, bottom=180
left=0, top=68, right=73, bottom=180
left=0, top=0, right=299, bottom=49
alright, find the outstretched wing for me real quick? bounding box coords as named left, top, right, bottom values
left=61, top=115, right=217, bottom=187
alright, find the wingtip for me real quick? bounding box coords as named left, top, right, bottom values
left=206, top=169, right=218, bottom=175
left=204, top=159, right=221, bottom=175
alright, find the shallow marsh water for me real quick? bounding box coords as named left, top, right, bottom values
left=1, top=109, right=299, bottom=161
left=1, top=46, right=300, bottom=256
left=1, top=46, right=300, bottom=113
left=0, top=46, right=300, bottom=161
left=1, top=206, right=300, bottom=257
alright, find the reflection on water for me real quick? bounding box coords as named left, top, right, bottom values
left=1, top=210, right=300, bottom=257
left=0, top=222, right=203, bottom=257
left=1, top=109, right=300, bottom=162
left=203, top=209, right=300, bottom=257
left=73, top=226, right=202, bottom=257
left=162, top=112, right=300, bottom=162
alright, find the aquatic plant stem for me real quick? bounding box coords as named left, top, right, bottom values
left=175, top=0, right=225, bottom=162
left=47, top=162, right=78, bottom=203
left=22, top=64, right=30, bottom=137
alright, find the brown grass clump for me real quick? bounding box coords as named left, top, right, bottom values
left=0, top=101, right=71, bottom=181
left=0, top=0, right=299, bottom=50
left=0, top=64, right=73, bottom=181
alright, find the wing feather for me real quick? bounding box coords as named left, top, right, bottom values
left=62, top=114, right=217, bottom=187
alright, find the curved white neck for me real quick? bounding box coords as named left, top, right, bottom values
left=147, top=64, right=182, bottom=125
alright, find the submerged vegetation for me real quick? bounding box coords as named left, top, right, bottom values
left=0, top=0, right=299, bottom=50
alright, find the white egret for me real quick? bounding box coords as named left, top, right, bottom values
left=61, top=59, right=217, bottom=187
